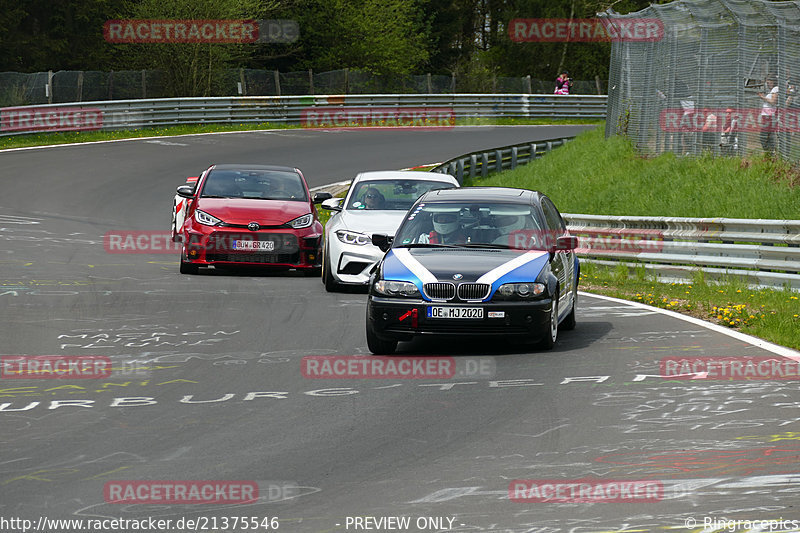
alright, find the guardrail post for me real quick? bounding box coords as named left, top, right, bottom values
left=469, top=154, right=477, bottom=179
left=141, top=70, right=146, bottom=99
left=547, top=141, right=553, bottom=153
left=47, top=70, right=53, bottom=104
left=495, top=150, right=502, bottom=173
left=481, top=153, right=489, bottom=178
left=77, top=71, right=83, bottom=102
left=511, top=146, right=518, bottom=169
left=309, top=69, right=314, bottom=95
left=274, top=70, right=281, bottom=96
left=456, top=159, right=465, bottom=184
left=530, top=143, right=537, bottom=160
left=239, top=69, right=247, bottom=96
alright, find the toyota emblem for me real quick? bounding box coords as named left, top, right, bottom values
left=247, top=222, right=260, bottom=231
left=453, top=273, right=463, bottom=280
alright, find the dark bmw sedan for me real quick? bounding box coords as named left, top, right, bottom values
left=366, top=187, right=579, bottom=354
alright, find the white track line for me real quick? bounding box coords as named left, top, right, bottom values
left=579, top=291, right=800, bottom=360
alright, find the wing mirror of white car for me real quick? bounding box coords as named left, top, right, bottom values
left=176, top=185, right=196, bottom=198
left=313, top=192, right=333, bottom=204
left=372, top=233, right=393, bottom=252
left=320, top=197, right=344, bottom=211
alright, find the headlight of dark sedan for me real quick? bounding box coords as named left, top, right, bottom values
left=373, top=280, right=421, bottom=298
left=493, top=282, right=546, bottom=300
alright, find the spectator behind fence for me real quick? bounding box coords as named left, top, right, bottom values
left=758, top=74, right=779, bottom=153
left=554, top=70, right=572, bottom=95
left=720, top=108, right=740, bottom=156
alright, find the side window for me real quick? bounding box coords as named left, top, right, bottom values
left=541, top=198, right=566, bottom=233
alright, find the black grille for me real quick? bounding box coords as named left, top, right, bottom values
left=206, top=232, right=300, bottom=264
left=209, top=252, right=300, bottom=264
left=424, top=282, right=455, bottom=300
left=457, top=283, right=491, bottom=301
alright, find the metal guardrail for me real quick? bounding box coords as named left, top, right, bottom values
left=431, top=137, right=574, bottom=184
left=564, top=214, right=800, bottom=291
left=0, top=94, right=607, bottom=137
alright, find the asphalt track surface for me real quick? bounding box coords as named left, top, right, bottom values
left=1, top=125, right=800, bottom=533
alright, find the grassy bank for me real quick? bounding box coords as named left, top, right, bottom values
left=466, top=125, right=800, bottom=219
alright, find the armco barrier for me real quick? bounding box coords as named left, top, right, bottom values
left=0, top=94, right=607, bottom=137
left=564, top=214, right=800, bottom=290
left=432, top=138, right=800, bottom=291
left=431, top=137, right=573, bottom=183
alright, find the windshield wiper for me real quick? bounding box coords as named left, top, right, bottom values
left=457, top=243, right=514, bottom=249
left=396, top=243, right=460, bottom=248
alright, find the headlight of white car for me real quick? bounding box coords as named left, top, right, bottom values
left=194, top=209, right=223, bottom=226
left=288, top=213, right=314, bottom=229
left=336, top=230, right=371, bottom=246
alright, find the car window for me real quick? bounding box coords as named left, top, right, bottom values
left=394, top=202, right=547, bottom=249
left=541, top=197, right=566, bottom=232
left=345, top=180, right=456, bottom=211
left=200, top=170, right=307, bottom=201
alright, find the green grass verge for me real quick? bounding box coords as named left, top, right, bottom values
left=0, top=117, right=601, bottom=151
left=580, top=262, right=800, bottom=350
left=466, top=125, right=800, bottom=219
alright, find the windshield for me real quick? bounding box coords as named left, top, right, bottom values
left=393, top=201, right=548, bottom=249
left=200, top=169, right=307, bottom=201
left=345, top=179, right=456, bottom=211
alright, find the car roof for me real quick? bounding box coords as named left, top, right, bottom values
left=352, top=170, right=458, bottom=184
left=210, top=164, right=299, bottom=173
left=417, top=186, right=541, bottom=204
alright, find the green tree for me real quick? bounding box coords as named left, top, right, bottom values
left=113, top=0, right=275, bottom=96
left=285, top=0, right=429, bottom=75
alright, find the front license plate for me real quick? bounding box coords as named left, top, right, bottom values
left=427, top=306, right=483, bottom=319
left=233, top=240, right=274, bottom=251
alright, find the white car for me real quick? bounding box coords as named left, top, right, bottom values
left=171, top=174, right=200, bottom=242
left=320, top=170, right=459, bottom=291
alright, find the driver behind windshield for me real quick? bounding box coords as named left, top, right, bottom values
left=418, top=212, right=467, bottom=244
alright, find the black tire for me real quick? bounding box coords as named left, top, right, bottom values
left=538, top=293, right=558, bottom=350
left=560, top=285, right=577, bottom=331
left=366, top=320, right=397, bottom=355
left=322, top=245, right=340, bottom=292
left=179, top=258, right=199, bottom=275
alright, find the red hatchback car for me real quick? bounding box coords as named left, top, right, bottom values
left=175, top=164, right=331, bottom=275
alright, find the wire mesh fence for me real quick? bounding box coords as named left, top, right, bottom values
left=605, top=0, right=800, bottom=161
left=0, top=68, right=607, bottom=107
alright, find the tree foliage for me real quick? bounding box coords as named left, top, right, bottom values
left=1, top=0, right=665, bottom=90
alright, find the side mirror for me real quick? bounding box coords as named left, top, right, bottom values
left=176, top=185, right=196, bottom=198
left=371, top=233, right=393, bottom=252
left=313, top=192, right=333, bottom=204
left=555, top=235, right=579, bottom=251
left=320, top=197, right=343, bottom=211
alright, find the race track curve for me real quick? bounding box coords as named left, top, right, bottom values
left=1, top=125, right=799, bottom=533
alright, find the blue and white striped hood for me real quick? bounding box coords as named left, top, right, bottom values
left=382, top=247, right=549, bottom=301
